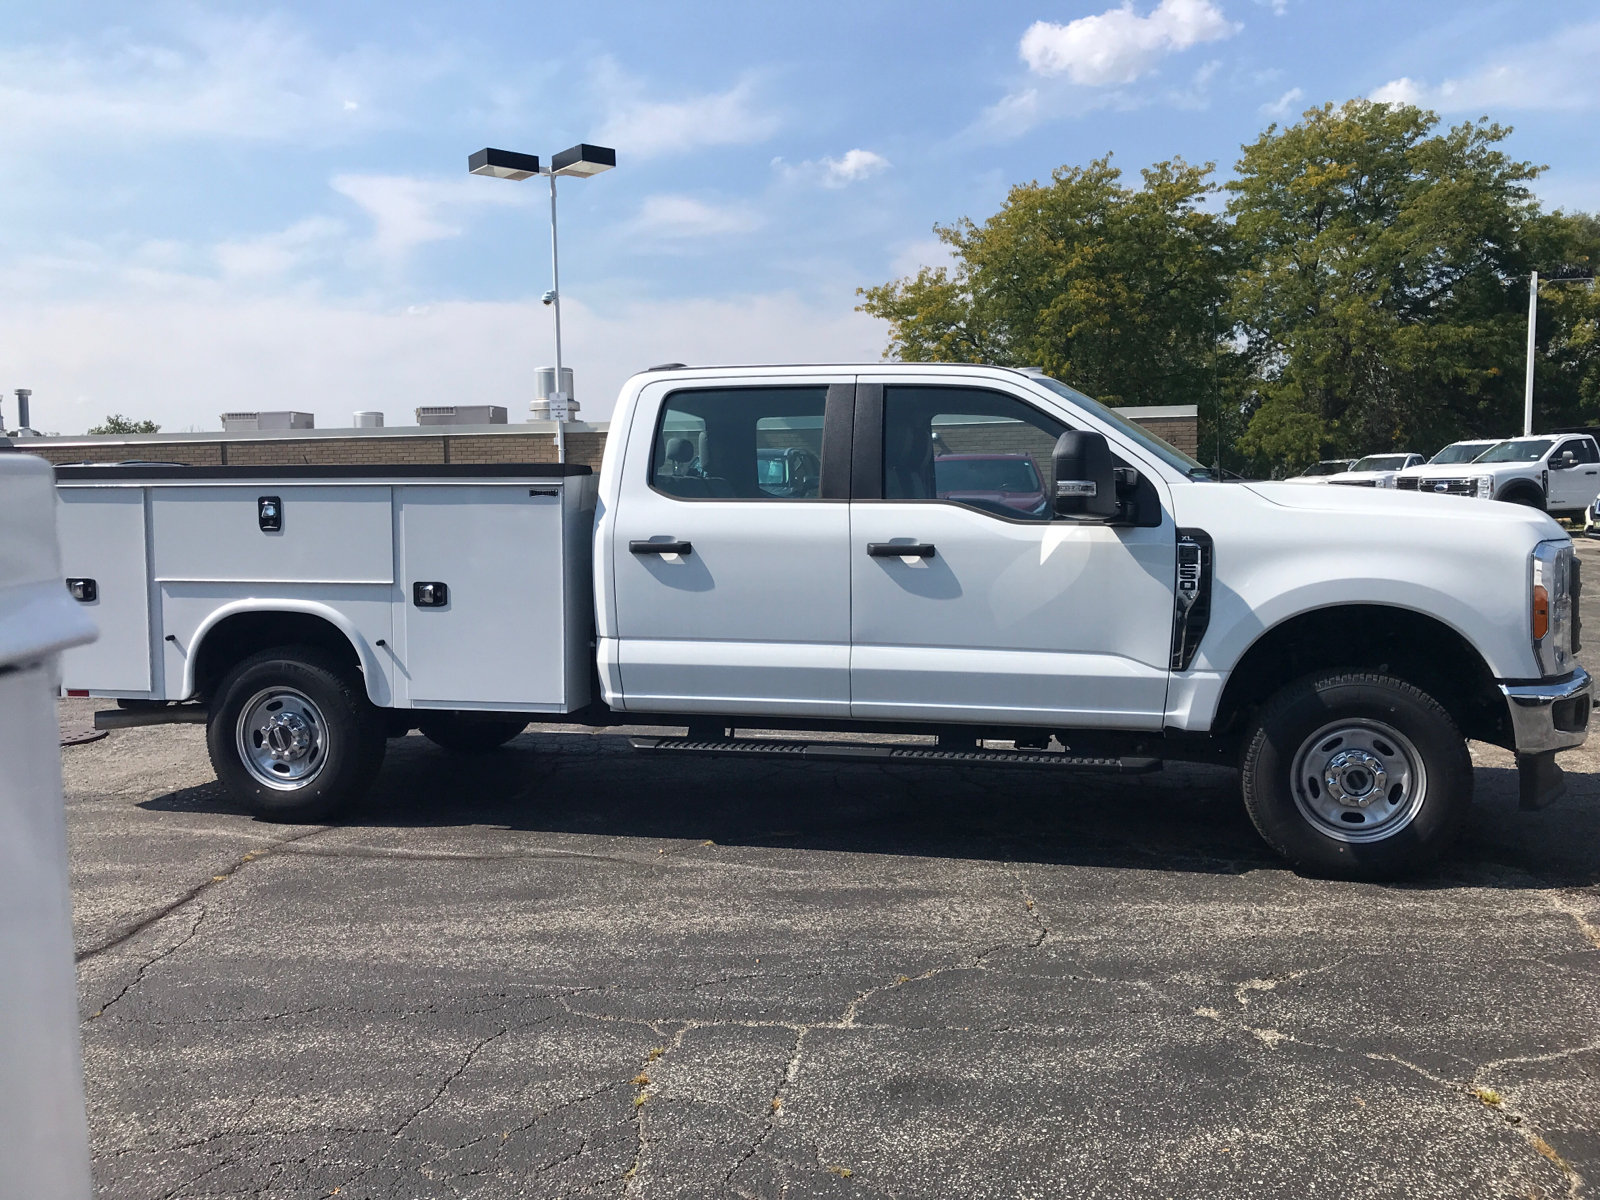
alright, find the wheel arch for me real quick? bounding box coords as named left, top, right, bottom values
left=1495, top=478, right=1545, bottom=506
left=1213, top=603, right=1510, bottom=749
left=186, top=601, right=388, bottom=707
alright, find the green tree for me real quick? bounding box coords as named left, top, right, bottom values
left=1227, top=100, right=1543, bottom=470
left=857, top=156, right=1233, bottom=414
left=88, top=414, right=161, bottom=435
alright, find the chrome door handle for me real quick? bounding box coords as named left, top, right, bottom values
left=630, top=540, right=693, bottom=555
left=868, top=543, right=935, bottom=558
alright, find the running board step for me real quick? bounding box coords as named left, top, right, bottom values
left=629, top=737, right=1160, bottom=773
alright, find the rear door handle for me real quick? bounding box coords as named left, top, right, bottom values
left=868, top=543, right=935, bottom=558
left=630, top=540, right=693, bottom=555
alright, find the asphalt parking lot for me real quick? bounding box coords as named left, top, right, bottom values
left=61, top=541, right=1600, bottom=1199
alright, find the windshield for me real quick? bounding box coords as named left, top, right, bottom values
left=1300, top=461, right=1351, bottom=476
left=1030, top=376, right=1211, bottom=478
left=1350, top=455, right=1410, bottom=472
left=1429, top=442, right=1495, bottom=465
left=1477, top=439, right=1553, bottom=463
left=935, top=456, right=1041, bottom=493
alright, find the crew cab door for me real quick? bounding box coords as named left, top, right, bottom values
left=848, top=380, right=1177, bottom=730
left=610, top=376, right=855, bottom=717
left=1548, top=437, right=1600, bottom=509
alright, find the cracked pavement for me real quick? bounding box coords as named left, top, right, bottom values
left=60, top=541, right=1600, bottom=1198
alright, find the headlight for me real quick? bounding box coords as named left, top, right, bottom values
left=1475, top=475, right=1494, bottom=499
left=1532, top=540, right=1575, bottom=676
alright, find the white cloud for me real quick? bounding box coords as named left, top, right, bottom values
left=1019, top=0, right=1241, bottom=86
left=1369, top=21, right=1600, bottom=112
left=820, top=149, right=890, bottom=187
left=214, top=217, right=346, bottom=279
left=625, top=194, right=763, bottom=240
left=1260, top=86, right=1304, bottom=117
left=331, top=175, right=521, bottom=264
left=591, top=58, right=780, bottom=159
left=774, top=149, right=891, bottom=188
left=0, top=14, right=433, bottom=147
left=0, top=291, right=881, bottom=432
left=1369, top=77, right=1424, bottom=106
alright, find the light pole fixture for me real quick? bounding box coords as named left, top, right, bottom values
left=1524, top=264, right=1595, bottom=436
left=469, top=142, right=616, bottom=463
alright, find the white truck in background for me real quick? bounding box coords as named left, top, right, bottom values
left=1398, top=432, right=1600, bottom=515
left=48, top=364, right=1591, bottom=879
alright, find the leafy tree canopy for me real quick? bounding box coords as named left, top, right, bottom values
left=857, top=156, right=1233, bottom=413
left=1228, top=100, right=1544, bottom=467
left=89, top=414, right=160, bottom=435
left=861, top=99, right=1598, bottom=475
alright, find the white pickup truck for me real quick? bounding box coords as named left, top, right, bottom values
left=1397, top=432, right=1600, bottom=515
left=48, top=364, right=1591, bottom=878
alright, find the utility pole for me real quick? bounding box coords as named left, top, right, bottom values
left=1524, top=272, right=1538, bottom=437
left=547, top=168, right=566, bottom=465
left=1524, top=265, right=1595, bottom=437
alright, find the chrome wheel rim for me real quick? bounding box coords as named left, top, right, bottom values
left=236, top=686, right=329, bottom=791
left=1289, top=718, right=1425, bottom=844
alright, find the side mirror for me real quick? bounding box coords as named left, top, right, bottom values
left=1052, top=431, right=1120, bottom=521
left=1557, top=451, right=1577, bottom=469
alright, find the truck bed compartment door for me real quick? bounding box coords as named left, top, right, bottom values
left=57, top=488, right=152, bottom=694
left=397, top=484, right=570, bottom=709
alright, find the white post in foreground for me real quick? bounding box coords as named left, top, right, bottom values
left=1524, top=270, right=1539, bottom=437
left=0, top=455, right=98, bottom=1197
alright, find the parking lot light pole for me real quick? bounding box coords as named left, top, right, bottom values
left=469, top=143, right=616, bottom=464
left=1524, top=266, right=1595, bottom=436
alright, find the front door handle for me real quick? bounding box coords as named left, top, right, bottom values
left=630, top=540, right=693, bottom=555
left=868, top=543, right=936, bottom=558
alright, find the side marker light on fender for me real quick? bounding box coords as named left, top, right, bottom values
left=1533, top=584, right=1550, bottom=641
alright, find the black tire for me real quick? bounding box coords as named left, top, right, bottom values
left=206, top=645, right=386, bottom=822
left=1499, top=486, right=1546, bottom=509
left=1240, top=672, right=1472, bottom=879
left=417, top=713, right=527, bottom=753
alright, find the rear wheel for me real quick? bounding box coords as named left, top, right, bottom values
left=418, top=713, right=527, bottom=753
left=207, top=646, right=385, bottom=821
left=1241, top=672, right=1472, bottom=879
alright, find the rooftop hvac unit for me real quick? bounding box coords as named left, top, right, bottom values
left=220, top=411, right=315, bottom=431
left=353, top=411, right=384, bottom=428
left=414, top=405, right=508, bottom=426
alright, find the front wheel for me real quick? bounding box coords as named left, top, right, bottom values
left=207, top=646, right=386, bottom=822
left=1241, top=672, right=1472, bottom=879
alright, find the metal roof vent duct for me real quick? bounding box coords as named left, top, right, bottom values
left=220, top=411, right=314, bottom=431
left=530, top=366, right=578, bottom=421
left=415, top=406, right=508, bottom=426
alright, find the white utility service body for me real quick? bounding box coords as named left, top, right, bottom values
left=49, top=364, right=1593, bottom=878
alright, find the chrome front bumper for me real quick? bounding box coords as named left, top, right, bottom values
left=1501, top=665, right=1592, bottom=754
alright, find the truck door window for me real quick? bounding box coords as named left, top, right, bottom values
left=1562, top=439, right=1599, bottom=464
left=652, top=387, right=826, bottom=500
left=1555, top=439, right=1590, bottom=466
left=882, top=386, right=1065, bottom=521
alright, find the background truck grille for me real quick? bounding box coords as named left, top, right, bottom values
left=1399, top=477, right=1475, bottom=495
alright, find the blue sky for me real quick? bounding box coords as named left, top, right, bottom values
left=2, top=1, right=1597, bottom=433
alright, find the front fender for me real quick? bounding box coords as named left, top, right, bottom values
left=1173, top=483, right=1544, bottom=684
